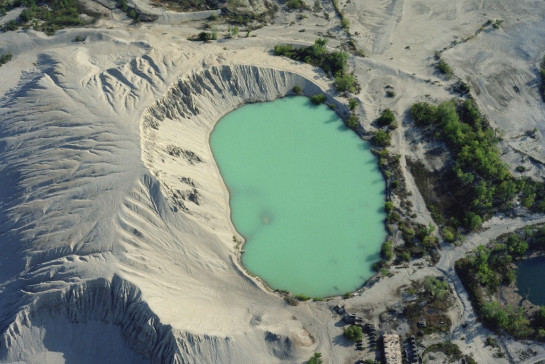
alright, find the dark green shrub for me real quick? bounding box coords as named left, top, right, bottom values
left=377, top=108, right=395, bottom=127
left=334, top=72, right=355, bottom=92
left=308, top=352, right=323, bottom=364
left=372, top=130, right=391, bottom=147
left=346, top=114, right=358, bottom=129
left=381, top=240, right=394, bottom=260
left=0, top=52, right=13, bottom=66
left=292, top=85, right=302, bottom=94
left=437, top=60, right=454, bottom=79
left=348, top=98, right=357, bottom=110
left=343, top=325, right=362, bottom=342
left=310, top=94, right=327, bottom=105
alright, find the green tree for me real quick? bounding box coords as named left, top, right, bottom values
left=381, top=240, right=394, bottom=260
left=377, top=108, right=395, bottom=127
left=308, top=352, right=323, bottom=364
left=343, top=325, right=362, bottom=342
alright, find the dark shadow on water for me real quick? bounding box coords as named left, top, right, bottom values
left=365, top=252, right=381, bottom=262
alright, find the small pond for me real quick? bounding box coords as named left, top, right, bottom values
left=211, top=96, right=386, bottom=297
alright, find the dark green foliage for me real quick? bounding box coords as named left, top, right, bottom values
left=386, top=89, right=395, bottom=97
left=307, top=352, right=322, bottom=364
left=292, top=85, right=302, bottom=94
left=286, top=0, right=305, bottom=9
left=73, top=35, right=85, bottom=42
left=372, top=130, right=391, bottom=147
left=11, top=0, right=91, bottom=35
left=410, top=102, right=437, bottom=125
left=424, top=342, right=462, bottom=361
left=0, top=52, right=13, bottom=66
left=343, top=325, right=362, bottom=342
left=437, top=60, right=454, bottom=79
left=274, top=38, right=348, bottom=77
left=294, top=293, right=310, bottom=301
left=384, top=201, right=394, bottom=213
left=190, top=30, right=217, bottom=42
left=455, top=226, right=545, bottom=340
left=310, top=94, right=326, bottom=105
left=409, top=98, right=525, bottom=230
left=348, top=98, right=357, bottom=111
left=334, top=72, right=355, bottom=92
left=345, top=114, right=358, bottom=129
left=377, top=108, right=395, bottom=127
left=2, top=19, right=17, bottom=31
left=424, top=276, right=449, bottom=301
left=381, top=240, right=393, bottom=260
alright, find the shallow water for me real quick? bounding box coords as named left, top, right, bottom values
left=211, top=96, right=386, bottom=297
left=517, top=256, right=545, bottom=306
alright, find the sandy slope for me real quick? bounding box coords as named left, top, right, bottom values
left=1, top=0, right=545, bottom=362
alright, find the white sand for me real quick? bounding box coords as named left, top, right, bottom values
left=1, top=0, right=545, bottom=362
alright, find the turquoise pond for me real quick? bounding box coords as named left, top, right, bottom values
left=210, top=96, right=387, bottom=297
left=517, top=256, right=545, bottom=306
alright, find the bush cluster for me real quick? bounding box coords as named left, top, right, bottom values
left=274, top=38, right=349, bottom=78
left=410, top=99, right=545, bottom=230
left=456, top=225, right=545, bottom=340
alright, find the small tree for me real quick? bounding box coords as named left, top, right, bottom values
left=310, top=94, right=327, bottom=105
left=343, top=325, right=362, bottom=342
left=308, top=352, right=323, bottom=364
left=372, top=130, right=391, bottom=147
left=377, top=108, right=395, bottom=127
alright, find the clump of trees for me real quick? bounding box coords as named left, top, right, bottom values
left=0, top=52, right=12, bottom=66
left=343, top=325, right=362, bottom=342
left=274, top=38, right=355, bottom=92
left=456, top=224, right=545, bottom=340
left=310, top=94, right=326, bottom=105
left=307, top=352, right=322, bottom=364
left=410, top=98, right=545, bottom=231
left=377, top=108, right=396, bottom=128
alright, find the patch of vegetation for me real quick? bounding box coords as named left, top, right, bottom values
left=386, top=89, right=395, bottom=98
left=456, top=224, right=545, bottom=340
left=404, top=277, right=453, bottom=335
left=274, top=38, right=348, bottom=78
left=348, top=98, right=357, bottom=111
left=307, top=352, right=323, bottom=364
left=343, top=325, right=362, bottom=342
left=0, top=52, right=13, bottom=66
left=189, top=29, right=218, bottom=42
left=539, top=56, right=545, bottom=101
left=286, top=0, right=307, bottom=10
left=409, top=98, right=545, bottom=231
left=345, top=114, right=358, bottom=129
left=424, top=342, right=462, bottom=361
left=376, top=108, right=396, bottom=128
left=436, top=59, right=454, bottom=80
left=371, top=129, right=391, bottom=147
left=381, top=240, right=394, bottom=261
left=334, top=72, right=355, bottom=92
left=292, top=85, right=302, bottom=95
left=310, top=93, right=327, bottom=105
left=294, top=293, right=310, bottom=301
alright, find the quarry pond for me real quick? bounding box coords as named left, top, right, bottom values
left=211, top=96, right=386, bottom=297
left=517, top=256, right=545, bottom=306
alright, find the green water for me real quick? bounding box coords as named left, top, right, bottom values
left=211, top=96, right=386, bottom=297
left=517, top=256, right=545, bottom=306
